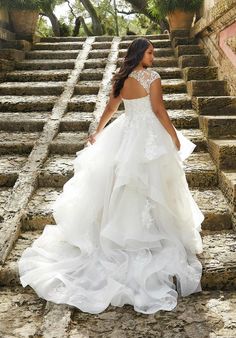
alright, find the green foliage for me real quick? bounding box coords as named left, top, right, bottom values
left=36, top=16, right=53, bottom=36
left=0, top=0, right=60, bottom=11
left=59, top=21, right=72, bottom=36
left=148, top=0, right=203, bottom=18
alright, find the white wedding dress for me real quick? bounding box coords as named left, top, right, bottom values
left=18, top=68, right=204, bottom=315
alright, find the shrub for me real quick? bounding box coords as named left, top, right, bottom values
left=148, top=0, right=203, bottom=18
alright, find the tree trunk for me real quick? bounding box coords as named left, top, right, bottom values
left=42, top=10, right=60, bottom=36
left=80, top=0, right=103, bottom=35
left=74, top=16, right=93, bottom=36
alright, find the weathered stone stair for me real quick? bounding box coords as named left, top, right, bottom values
left=172, top=31, right=236, bottom=217
left=0, top=33, right=235, bottom=337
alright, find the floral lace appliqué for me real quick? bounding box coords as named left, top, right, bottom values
left=145, top=130, right=159, bottom=161
left=141, top=198, right=155, bottom=229
left=128, top=69, right=160, bottom=94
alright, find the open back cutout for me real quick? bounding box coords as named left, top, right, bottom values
left=120, top=69, right=160, bottom=100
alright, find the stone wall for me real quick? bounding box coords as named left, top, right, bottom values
left=0, top=8, right=15, bottom=43
left=0, top=8, right=9, bottom=29
left=191, top=0, right=236, bottom=96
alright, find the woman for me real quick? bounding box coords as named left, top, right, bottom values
left=18, top=37, right=204, bottom=315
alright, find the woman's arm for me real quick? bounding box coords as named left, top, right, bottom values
left=87, top=85, right=122, bottom=144
left=149, top=78, right=180, bottom=149
left=95, top=87, right=122, bottom=132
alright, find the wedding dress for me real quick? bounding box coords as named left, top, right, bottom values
left=18, top=68, right=204, bottom=315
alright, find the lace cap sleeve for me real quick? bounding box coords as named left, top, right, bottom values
left=150, top=70, right=161, bottom=84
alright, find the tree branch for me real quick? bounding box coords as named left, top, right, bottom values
left=116, top=10, right=136, bottom=15
left=65, top=0, right=77, bottom=19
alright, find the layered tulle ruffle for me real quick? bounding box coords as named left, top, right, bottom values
left=18, top=99, right=204, bottom=314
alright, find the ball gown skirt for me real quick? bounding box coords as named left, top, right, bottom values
left=18, top=94, right=204, bottom=315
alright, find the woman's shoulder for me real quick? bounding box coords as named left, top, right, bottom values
left=148, top=68, right=161, bottom=81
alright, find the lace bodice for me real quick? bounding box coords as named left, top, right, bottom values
left=128, top=69, right=161, bottom=94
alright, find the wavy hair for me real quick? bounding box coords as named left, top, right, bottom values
left=112, top=37, right=153, bottom=98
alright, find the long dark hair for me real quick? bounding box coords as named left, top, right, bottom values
left=112, top=37, right=153, bottom=98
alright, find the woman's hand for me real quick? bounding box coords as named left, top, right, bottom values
left=86, top=131, right=100, bottom=145
left=172, top=135, right=181, bottom=151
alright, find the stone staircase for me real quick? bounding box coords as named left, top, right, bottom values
left=0, top=34, right=235, bottom=337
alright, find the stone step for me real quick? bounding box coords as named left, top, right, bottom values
left=60, top=112, right=94, bottom=132
left=79, top=69, right=104, bottom=81
left=38, top=149, right=214, bottom=188
left=208, top=139, right=236, bottom=170
left=172, top=37, right=198, bottom=48
left=0, top=82, right=65, bottom=96
left=26, top=50, right=80, bottom=60
left=219, top=170, right=236, bottom=211
left=122, top=34, right=169, bottom=40
left=183, top=152, right=217, bottom=188
left=91, top=42, right=112, bottom=50
left=179, top=55, right=209, bottom=68
left=0, top=49, right=25, bottom=62
left=119, top=39, right=171, bottom=49
left=0, top=59, right=14, bottom=73
left=0, top=111, right=92, bottom=133
left=38, top=155, right=73, bottom=187
left=192, top=96, right=236, bottom=115
left=191, top=189, right=232, bottom=231
left=158, top=79, right=186, bottom=93
left=1, top=229, right=235, bottom=290
left=0, top=96, right=57, bottom=112
left=187, top=80, right=228, bottom=97
left=40, top=36, right=86, bottom=42
left=0, top=132, right=40, bottom=154
left=181, top=128, right=207, bottom=151
left=118, top=48, right=174, bottom=58
left=84, top=58, right=107, bottom=69
left=0, top=286, right=46, bottom=337
left=183, top=66, right=218, bottom=81
left=199, top=230, right=236, bottom=290
left=199, top=116, right=236, bottom=138
left=149, top=67, right=183, bottom=79
left=119, top=93, right=192, bottom=110
left=74, top=81, right=100, bottom=95
left=152, top=67, right=182, bottom=79
left=152, top=57, right=178, bottom=67
left=117, top=57, right=178, bottom=68
left=20, top=187, right=232, bottom=232
left=88, top=50, right=110, bottom=59
left=0, top=112, right=48, bottom=132
left=0, top=286, right=236, bottom=337
left=0, top=155, right=27, bottom=187
left=2, top=39, right=31, bottom=52
left=154, top=48, right=174, bottom=57
left=0, top=187, right=12, bottom=222
left=68, top=95, right=97, bottom=112
left=5, top=70, right=70, bottom=82
left=49, top=132, right=88, bottom=155
left=168, top=109, right=199, bottom=128
left=33, top=42, right=84, bottom=50
left=175, top=45, right=204, bottom=57
left=70, top=290, right=236, bottom=336
left=16, top=59, right=75, bottom=71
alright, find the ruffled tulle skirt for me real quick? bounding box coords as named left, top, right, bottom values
left=18, top=110, right=204, bottom=314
